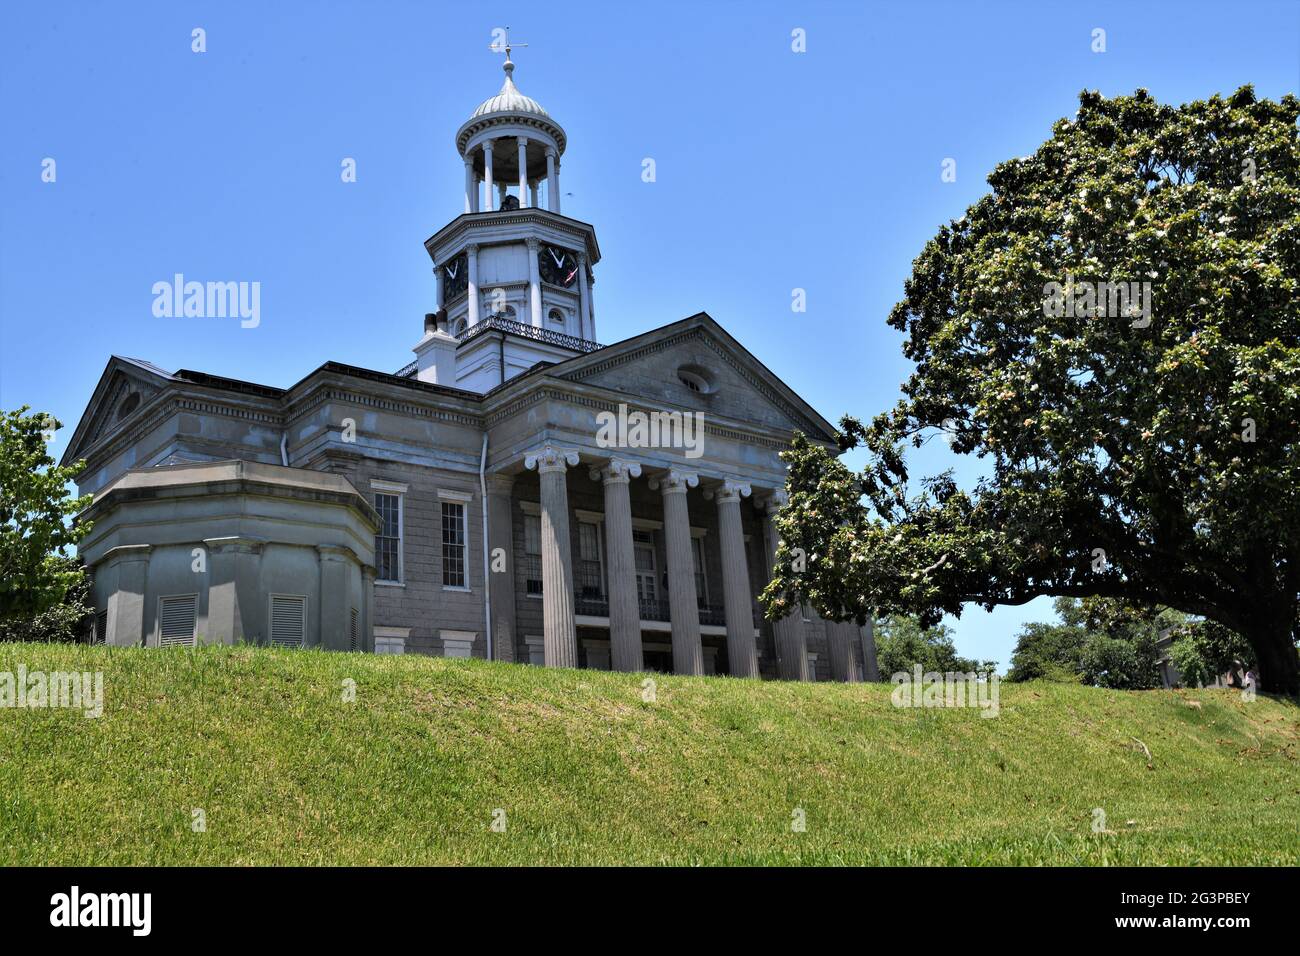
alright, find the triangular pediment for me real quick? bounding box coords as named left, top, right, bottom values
left=549, top=313, right=838, bottom=442
left=60, top=357, right=173, bottom=467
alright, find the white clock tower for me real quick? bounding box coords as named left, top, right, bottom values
left=413, top=39, right=601, bottom=393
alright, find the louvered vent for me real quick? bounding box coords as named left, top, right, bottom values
left=158, top=595, right=197, bottom=647
left=94, top=610, right=108, bottom=646
left=270, top=595, right=307, bottom=648
left=349, top=608, right=358, bottom=652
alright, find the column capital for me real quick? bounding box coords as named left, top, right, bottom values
left=526, top=236, right=540, bottom=252
left=464, top=154, right=474, bottom=167
left=589, top=458, right=641, bottom=485
left=525, top=443, right=580, bottom=474
left=707, top=478, right=752, bottom=502
left=649, top=469, right=698, bottom=494
left=467, top=242, right=480, bottom=255
left=517, top=134, right=529, bottom=147
left=760, top=489, right=789, bottom=514
left=545, top=145, right=557, bottom=158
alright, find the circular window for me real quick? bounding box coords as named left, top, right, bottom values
left=116, top=392, right=141, bottom=420
left=677, top=366, right=714, bottom=394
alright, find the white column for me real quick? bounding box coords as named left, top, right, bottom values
left=546, top=147, right=559, bottom=213
left=715, top=478, right=758, bottom=677
left=434, top=265, right=445, bottom=310
left=593, top=458, right=643, bottom=672
left=517, top=136, right=529, bottom=206
left=466, top=243, right=480, bottom=326
left=483, top=140, right=495, bottom=212
left=577, top=253, right=592, bottom=341
left=464, top=157, right=476, bottom=213
left=527, top=237, right=543, bottom=327
left=525, top=444, right=580, bottom=668
left=529, top=180, right=539, bottom=207
left=650, top=469, right=702, bottom=675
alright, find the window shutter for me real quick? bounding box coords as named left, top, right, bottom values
left=158, top=595, right=198, bottom=647
left=270, top=595, right=307, bottom=648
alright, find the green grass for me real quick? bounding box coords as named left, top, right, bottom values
left=0, top=642, right=1296, bottom=865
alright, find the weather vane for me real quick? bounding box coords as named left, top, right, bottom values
left=491, top=26, right=528, bottom=62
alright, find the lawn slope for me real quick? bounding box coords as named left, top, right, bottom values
left=0, top=643, right=1296, bottom=865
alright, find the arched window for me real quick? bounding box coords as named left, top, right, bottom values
left=548, top=308, right=565, bottom=325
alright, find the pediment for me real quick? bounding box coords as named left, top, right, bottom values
left=61, top=357, right=173, bottom=467
left=551, top=314, right=837, bottom=442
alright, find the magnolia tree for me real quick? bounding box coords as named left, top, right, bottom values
left=762, top=87, right=1300, bottom=694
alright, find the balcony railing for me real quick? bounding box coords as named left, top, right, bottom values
left=460, top=314, right=603, bottom=353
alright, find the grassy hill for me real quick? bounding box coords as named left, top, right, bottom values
left=0, top=642, right=1296, bottom=865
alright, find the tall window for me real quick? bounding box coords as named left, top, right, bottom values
left=375, top=492, right=402, bottom=583
left=578, top=521, right=604, bottom=598
left=524, top=513, right=543, bottom=595
left=442, top=500, right=468, bottom=588
left=633, top=529, right=657, bottom=603
left=691, top=536, right=708, bottom=603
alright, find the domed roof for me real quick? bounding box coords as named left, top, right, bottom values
left=471, top=59, right=550, bottom=119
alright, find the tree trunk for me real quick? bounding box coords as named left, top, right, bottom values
left=1243, top=619, right=1299, bottom=696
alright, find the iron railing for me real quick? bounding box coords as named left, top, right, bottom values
left=460, top=314, right=603, bottom=353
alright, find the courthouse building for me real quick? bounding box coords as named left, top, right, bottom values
left=61, top=49, right=878, bottom=681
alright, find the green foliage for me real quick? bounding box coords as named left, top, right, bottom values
left=1167, top=618, right=1256, bottom=688
left=762, top=87, right=1300, bottom=694
left=1, top=643, right=1297, bottom=865
left=1009, top=596, right=1167, bottom=688
left=0, top=555, right=94, bottom=643
left=874, top=615, right=995, bottom=676
left=0, top=407, right=92, bottom=632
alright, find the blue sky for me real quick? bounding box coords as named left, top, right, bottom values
left=3, top=0, right=1296, bottom=668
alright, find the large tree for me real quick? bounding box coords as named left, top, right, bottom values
left=0, top=407, right=92, bottom=631
left=762, top=87, right=1300, bottom=694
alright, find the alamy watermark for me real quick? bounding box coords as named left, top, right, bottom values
left=1, top=666, right=103, bottom=718
left=1042, top=275, right=1152, bottom=328
left=152, top=273, right=260, bottom=328
left=595, top=402, right=704, bottom=459
left=890, top=665, right=1000, bottom=718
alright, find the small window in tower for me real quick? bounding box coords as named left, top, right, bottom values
left=548, top=308, right=565, bottom=325
left=501, top=305, right=517, bottom=322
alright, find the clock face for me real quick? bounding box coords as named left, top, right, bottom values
left=442, top=252, right=468, bottom=300
left=538, top=245, right=579, bottom=288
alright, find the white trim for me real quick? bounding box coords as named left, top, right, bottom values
left=631, top=517, right=664, bottom=532
left=374, top=626, right=411, bottom=639
left=520, top=500, right=541, bottom=516
left=575, top=508, right=604, bottom=524
left=689, top=527, right=708, bottom=538
left=437, top=488, right=474, bottom=502
left=370, top=478, right=409, bottom=493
